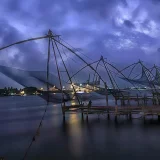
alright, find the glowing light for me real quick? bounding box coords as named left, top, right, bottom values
left=20, top=91, right=24, bottom=94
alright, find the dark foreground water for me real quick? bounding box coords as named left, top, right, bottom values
left=1, top=96, right=160, bottom=160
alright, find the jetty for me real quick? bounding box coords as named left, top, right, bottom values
left=62, top=104, right=160, bottom=121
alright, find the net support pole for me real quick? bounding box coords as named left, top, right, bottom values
left=47, top=31, right=51, bottom=104
left=104, top=82, right=110, bottom=120
left=50, top=32, right=66, bottom=111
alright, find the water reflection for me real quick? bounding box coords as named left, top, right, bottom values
left=2, top=96, right=160, bottom=160
left=67, top=114, right=84, bottom=158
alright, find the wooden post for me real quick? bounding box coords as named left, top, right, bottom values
left=137, top=94, right=139, bottom=106
left=80, top=102, right=84, bottom=119
left=86, top=105, right=89, bottom=120
left=145, top=94, right=148, bottom=106
left=155, top=93, right=158, bottom=105
left=127, top=95, right=129, bottom=118
left=158, top=93, right=160, bottom=105
left=143, top=106, right=145, bottom=122
left=123, top=96, right=125, bottom=106
left=115, top=92, right=118, bottom=106
left=154, top=93, right=156, bottom=105
left=81, top=108, right=84, bottom=120
left=129, top=111, right=132, bottom=120
left=62, top=106, right=65, bottom=119
left=120, top=96, right=122, bottom=106
left=127, top=95, right=130, bottom=106
left=86, top=101, right=91, bottom=120
left=104, top=82, right=110, bottom=120
left=152, top=93, right=155, bottom=105
left=115, top=105, right=118, bottom=121
left=143, top=95, right=146, bottom=106
left=127, top=95, right=131, bottom=120
left=158, top=114, right=160, bottom=121
left=115, top=97, right=118, bottom=106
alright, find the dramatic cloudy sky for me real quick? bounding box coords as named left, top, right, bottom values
left=0, top=0, right=160, bottom=87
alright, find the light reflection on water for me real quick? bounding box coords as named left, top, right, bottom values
left=68, top=114, right=83, bottom=158
left=1, top=96, right=160, bottom=160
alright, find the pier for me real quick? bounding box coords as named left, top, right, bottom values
left=62, top=104, right=160, bottom=121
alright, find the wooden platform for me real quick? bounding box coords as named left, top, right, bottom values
left=62, top=105, right=160, bottom=120
left=114, top=95, right=160, bottom=106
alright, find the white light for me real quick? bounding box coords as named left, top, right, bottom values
left=20, top=91, right=25, bottom=94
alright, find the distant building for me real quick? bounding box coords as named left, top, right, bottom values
left=23, top=87, right=38, bottom=95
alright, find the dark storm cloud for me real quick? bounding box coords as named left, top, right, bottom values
left=123, top=20, right=135, bottom=28
left=150, top=0, right=160, bottom=4
left=0, top=0, right=160, bottom=87
left=157, top=48, right=160, bottom=52
left=0, top=18, right=47, bottom=70
left=68, top=0, right=128, bottom=22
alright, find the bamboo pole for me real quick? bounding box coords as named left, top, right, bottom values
left=50, top=34, right=66, bottom=115
left=51, top=37, right=106, bottom=85
left=47, top=35, right=51, bottom=103
left=0, top=35, right=49, bottom=51
left=53, top=39, right=81, bottom=104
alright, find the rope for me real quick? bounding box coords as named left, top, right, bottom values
left=60, top=38, right=93, bottom=62
left=52, top=39, right=81, bottom=105
left=59, top=39, right=78, bottom=85
left=22, top=35, right=51, bottom=160
left=22, top=103, right=48, bottom=160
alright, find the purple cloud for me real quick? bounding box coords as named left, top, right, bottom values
left=0, top=0, right=160, bottom=87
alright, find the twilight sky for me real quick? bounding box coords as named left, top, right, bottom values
left=0, top=0, right=160, bottom=87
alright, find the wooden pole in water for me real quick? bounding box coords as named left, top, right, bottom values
left=127, top=94, right=130, bottom=106
left=137, top=94, right=140, bottom=106
left=158, top=113, right=160, bottom=121
left=104, top=82, right=110, bottom=120
left=115, top=92, right=118, bottom=105
left=158, top=93, right=160, bottom=105
left=120, top=97, right=122, bottom=106
left=152, top=92, right=155, bottom=105
left=104, top=82, right=108, bottom=106
left=123, top=96, right=125, bottom=106
left=46, top=31, right=51, bottom=105
left=127, top=95, right=131, bottom=119
left=115, top=105, right=118, bottom=121
left=156, top=93, right=158, bottom=105
left=143, top=95, right=145, bottom=106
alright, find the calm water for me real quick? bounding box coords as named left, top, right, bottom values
left=1, top=95, right=160, bottom=160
